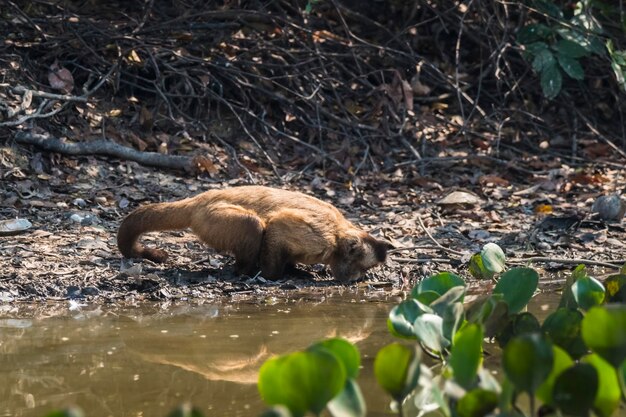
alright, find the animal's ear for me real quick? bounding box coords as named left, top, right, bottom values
left=382, top=240, right=395, bottom=250
left=344, top=236, right=361, bottom=254
left=369, top=237, right=392, bottom=262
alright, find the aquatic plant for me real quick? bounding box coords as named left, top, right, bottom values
left=256, top=244, right=626, bottom=417
left=43, top=244, right=626, bottom=417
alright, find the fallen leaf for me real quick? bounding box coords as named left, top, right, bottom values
left=479, top=175, right=510, bottom=187
left=0, top=218, right=32, bottom=235
left=193, top=155, right=219, bottom=174
left=48, top=60, right=74, bottom=93
left=534, top=204, right=553, bottom=214
left=437, top=190, right=482, bottom=206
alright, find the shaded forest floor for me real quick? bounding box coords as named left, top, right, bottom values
left=2, top=147, right=626, bottom=303
left=1, top=1, right=626, bottom=303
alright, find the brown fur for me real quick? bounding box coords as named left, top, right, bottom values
left=117, top=186, right=391, bottom=281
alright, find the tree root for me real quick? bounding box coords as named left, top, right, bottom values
left=15, top=131, right=194, bottom=172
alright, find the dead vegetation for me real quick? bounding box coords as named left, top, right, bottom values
left=1, top=1, right=626, bottom=302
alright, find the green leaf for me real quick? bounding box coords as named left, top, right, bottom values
left=621, top=361, right=626, bottom=399
left=413, top=375, right=450, bottom=416
left=387, top=299, right=430, bottom=338
left=557, top=28, right=605, bottom=55
left=559, top=265, right=586, bottom=309
left=572, top=276, right=605, bottom=310
left=552, top=363, right=598, bottom=416
left=532, top=48, right=556, bottom=72
left=374, top=343, right=420, bottom=402
left=449, top=323, right=484, bottom=389
left=536, top=345, right=574, bottom=405
left=477, top=367, right=502, bottom=394
left=582, top=305, right=626, bottom=368
left=540, top=63, right=563, bottom=99
left=517, top=23, right=552, bottom=44
left=430, top=285, right=466, bottom=316
left=524, top=41, right=549, bottom=57
left=483, top=299, right=510, bottom=339
left=466, top=295, right=495, bottom=324
left=572, top=264, right=588, bottom=280
left=611, top=59, right=626, bottom=92
left=481, top=243, right=506, bottom=274
left=469, top=253, right=494, bottom=280
left=493, top=267, right=539, bottom=314
left=258, top=350, right=346, bottom=417
left=604, top=273, right=626, bottom=302
left=557, top=54, right=584, bottom=80
left=608, top=41, right=626, bottom=92
left=534, top=0, right=563, bottom=18
left=581, top=354, right=621, bottom=417
left=456, top=389, right=498, bottom=417
left=167, top=405, right=205, bottom=417
left=43, top=410, right=85, bottom=417
left=502, top=333, right=553, bottom=394
left=498, top=378, right=516, bottom=414
left=414, top=313, right=449, bottom=354
left=555, top=39, right=589, bottom=58
left=541, top=308, right=587, bottom=359
left=496, top=312, right=541, bottom=348
left=260, top=406, right=292, bottom=417
left=309, top=338, right=360, bottom=379
left=415, top=290, right=441, bottom=305
left=412, top=272, right=465, bottom=302
left=442, top=302, right=465, bottom=345
left=327, top=379, right=366, bottom=417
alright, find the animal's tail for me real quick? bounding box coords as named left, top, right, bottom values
left=117, top=198, right=195, bottom=262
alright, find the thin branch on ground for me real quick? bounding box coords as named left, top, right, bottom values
left=416, top=215, right=467, bottom=257
left=510, top=256, right=623, bottom=270
left=391, top=257, right=456, bottom=264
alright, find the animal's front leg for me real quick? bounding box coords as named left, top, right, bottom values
left=260, top=244, right=287, bottom=280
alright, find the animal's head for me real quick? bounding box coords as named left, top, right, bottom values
left=330, top=231, right=393, bottom=281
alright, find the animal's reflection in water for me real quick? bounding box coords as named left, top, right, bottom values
left=125, top=303, right=385, bottom=384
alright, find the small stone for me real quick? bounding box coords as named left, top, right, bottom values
left=537, top=241, right=551, bottom=251
left=121, top=263, right=142, bottom=277
left=80, top=215, right=98, bottom=226
left=81, top=286, right=99, bottom=296
left=468, top=229, right=490, bottom=240
left=592, top=194, right=626, bottom=221
left=94, top=196, right=107, bottom=205
left=70, top=213, right=84, bottom=223
left=437, top=191, right=483, bottom=207
left=72, top=198, right=87, bottom=208
left=119, top=198, right=129, bottom=209
left=66, top=286, right=81, bottom=298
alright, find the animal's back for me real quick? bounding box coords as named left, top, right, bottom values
left=197, top=186, right=345, bottom=223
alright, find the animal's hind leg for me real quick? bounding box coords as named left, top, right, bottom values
left=190, top=203, right=264, bottom=276
left=260, top=220, right=291, bottom=280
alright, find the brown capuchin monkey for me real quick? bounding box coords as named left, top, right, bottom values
left=117, top=186, right=391, bottom=281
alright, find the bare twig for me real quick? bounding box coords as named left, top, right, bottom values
left=0, top=101, right=68, bottom=127
left=416, top=215, right=467, bottom=257
left=391, top=257, right=456, bottom=264
left=510, top=257, right=623, bottom=270
left=9, top=86, right=88, bottom=102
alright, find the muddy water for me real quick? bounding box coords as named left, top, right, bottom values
left=1, top=293, right=561, bottom=417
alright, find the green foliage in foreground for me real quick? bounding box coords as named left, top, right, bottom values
left=44, top=244, right=626, bottom=417
left=254, top=244, right=626, bottom=417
